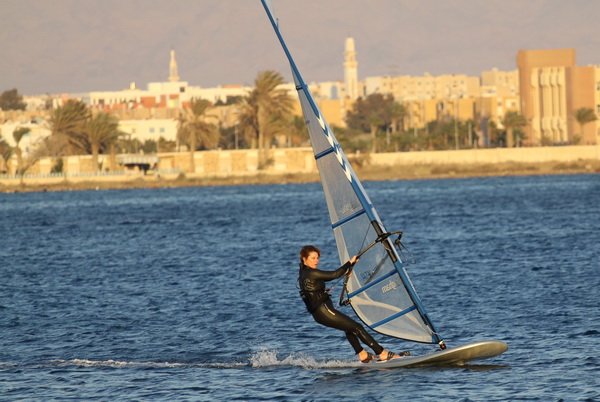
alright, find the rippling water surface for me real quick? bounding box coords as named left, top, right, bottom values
left=1, top=174, right=599, bottom=401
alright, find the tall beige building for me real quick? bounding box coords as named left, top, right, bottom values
left=517, top=48, right=598, bottom=145
left=365, top=73, right=481, bottom=101
left=481, top=68, right=519, bottom=97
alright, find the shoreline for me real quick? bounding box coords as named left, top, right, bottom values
left=2, top=160, right=599, bottom=194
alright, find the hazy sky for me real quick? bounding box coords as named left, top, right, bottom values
left=2, top=0, right=599, bottom=95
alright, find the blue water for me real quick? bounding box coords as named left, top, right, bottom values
left=1, top=174, right=599, bottom=401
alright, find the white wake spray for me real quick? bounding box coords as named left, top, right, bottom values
left=249, top=349, right=361, bottom=369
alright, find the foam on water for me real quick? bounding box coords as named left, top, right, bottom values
left=53, top=359, right=189, bottom=368
left=2, top=352, right=356, bottom=371
left=249, top=349, right=360, bottom=369
left=49, top=359, right=247, bottom=369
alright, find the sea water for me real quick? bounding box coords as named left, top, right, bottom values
left=1, top=174, right=599, bottom=401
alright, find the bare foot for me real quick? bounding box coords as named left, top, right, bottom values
left=358, top=350, right=368, bottom=360
left=379, top=350, right=401, bottom=361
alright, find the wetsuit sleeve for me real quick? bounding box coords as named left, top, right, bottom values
left=308, top=261, right=353, bottom=281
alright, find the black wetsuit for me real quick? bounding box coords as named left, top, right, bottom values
left=298, top=262, right=384, bottom=355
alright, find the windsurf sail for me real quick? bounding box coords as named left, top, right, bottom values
left=261, top=0, right=445, bottom=347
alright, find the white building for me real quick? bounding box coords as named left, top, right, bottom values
left=88, top=50, right=252, bottom=109
left=118, top=119, right=178, bottom=143
left=0, top=119, right=50, bottom=157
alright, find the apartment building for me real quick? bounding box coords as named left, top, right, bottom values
left=517, top=48, right=599, bottom=145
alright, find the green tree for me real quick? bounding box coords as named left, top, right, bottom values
left=0, top=89, right=26, bottom=111
left=53, top=110, right=123, bottom=171
left=116, top=137, right=143, bottom=154
left=48, top=101, right=124, bottom=170
left=367, top=113, right=384, bottom=152
left=332, top=125, right=369, bottom=153
left=238, top=90, right=260, bottom=149
left=177, top=98, right=220, bottom=172
left=540, top=134, right=553, bottom=146
left=158, top=136, right=176, bottom=153
left=12, top=127, right=29, bottom=174
left=238, top=70, right=294, bottom=168
left=289, top=115, right=309, bottom=147
left=141, top=139, right=157, bottom=154
left=388, top=101, right=407, bottom=134
left=345, top=94, right=395, bottom=152
left=425, top=120, right=454, bottom=150
left=465, top=119, right=477, bottom=148
left=47, top=99, right=90, bottom=156
left=214, top=95, right=243, bottom=106
left=574, top=107, right=597, bottom=144
left=51, top=158, right=64, bottom=174
left=502, top=111, right=527, bottom=148
left=486, top=119, right=500, bottom=147
left=0, top=136, right=13, bottom=173
left=83, top=112, right=123, bottom=171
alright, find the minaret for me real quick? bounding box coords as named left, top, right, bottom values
left=169, top=49, right=180, bottom=82
left=343, top=37, right=358, bottom=100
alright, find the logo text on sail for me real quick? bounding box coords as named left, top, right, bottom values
left=381, top=280, right=398, bottom=294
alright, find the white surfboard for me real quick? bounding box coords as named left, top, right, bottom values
left=363, top=341, right=508, bottom=368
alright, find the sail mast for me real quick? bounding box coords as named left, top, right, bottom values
left=261, top=0, right=444, bottom=347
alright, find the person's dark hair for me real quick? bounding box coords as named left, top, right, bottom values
left=300, top=245, right=320, bottom=262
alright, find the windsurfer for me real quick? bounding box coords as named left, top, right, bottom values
left=298, top=245, right=410, bottom=363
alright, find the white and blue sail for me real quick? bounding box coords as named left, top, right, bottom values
left=261, top=0, right=444, bottom=347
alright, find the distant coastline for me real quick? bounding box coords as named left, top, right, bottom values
left=3, top=159, right=599, bottom=194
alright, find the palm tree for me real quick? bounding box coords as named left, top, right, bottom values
left=368, top=114, right=383, bottom=153
left=84, top=112, right=123, bottom=171
left=177, top=98, right=219, bottom=173
left=388, top=101, right=406, bottom=135
left=0, top=136, right=13, bottom=174
left=238, top=70, right=294, bottom=168
left=47, top=99, right=90, bottom=156
left=574, top=107, right=597, bottom=144
left=502, top=111, right=527, bottom=148
left=289, top=115, right=309, bottom=147
left=12, top=127, right=29, bottom=175
left=238, top=91, right=260, bottom=149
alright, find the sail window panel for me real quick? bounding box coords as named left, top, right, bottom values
left=317, top=154, right=363, bottom=225
left=386, top=311, right=434, bottom=343
left=351, top=285, right=434, bottom=342
left=332, top=214, right=373, bottom=255
left=353, top=300, right=434, bottom=342
left=339, top=230, right=435, bottom=342
left=332, top=213, right=374, bottom=264
left=347, top=251, right=416, bottom=313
